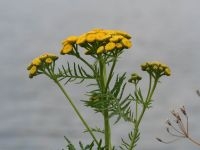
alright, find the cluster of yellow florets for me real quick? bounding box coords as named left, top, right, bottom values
left=128, top=73, right=142, bottom=84
left=27, top=53, right=58, bottom=78
left=60, top=28, right=132, bottom=55
left=141, top=61, right=171, bottom=77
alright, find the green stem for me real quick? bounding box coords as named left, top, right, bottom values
left=77, top=55, right=95, bottom=73
left=105, top=57, right=117, bottom=91
left=99, top=56, right=112, bottom=150
left=135, top=85, right=139, bottom=122
left=77, top=54, right=101, bottom=88
left=129, top=77, right=159, bottom=150
left=53, top=79, right=99, bottom=145
left=104, top=109, right=111, bottom=150
left=146, top=74, right=152, bottom=100
left=147, top=78, right=158, bottom=104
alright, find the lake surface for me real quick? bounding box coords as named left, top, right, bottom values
left=1, top=0, right=200, bottom=149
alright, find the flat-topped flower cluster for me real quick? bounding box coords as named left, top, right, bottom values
left=60, top=28, right=132, bottom=55
left=27, top=53, right=58, bottom=78
left=141, top=61, right=171, bottom=77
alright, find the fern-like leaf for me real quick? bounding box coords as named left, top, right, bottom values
left=57, top=62, right=96, bottom=84
left=120, top=131, right=140, bottom=150
left=63, top=136, right=76, bottom=150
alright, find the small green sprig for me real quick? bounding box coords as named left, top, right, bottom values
left=120, top=61, right=171, bottom=150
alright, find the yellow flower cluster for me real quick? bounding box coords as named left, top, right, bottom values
left=60, top=28, right=132, bottom=55
left=128, top=73, right=142, bottom=84
left=27, top=53, right=58, bottom=78
left=141, top=61, right=171, bottom=77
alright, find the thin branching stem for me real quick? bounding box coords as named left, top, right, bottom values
left=146, top=74, right=152, bottom=101
left=129, top=77, right=159, bottom=150
left=76, top=55, right=96, bottom=73
left=53, top=79, right=99, bottom=145
left=134, top=84, right=139, bottom=123
left=76, top=54, right=102, bottom=88
left=105, top=57, right=117, bottom=91
left=188, top=137, right=200, bottom=146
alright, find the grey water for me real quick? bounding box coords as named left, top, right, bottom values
left=1, top=0, right=200, bottom=149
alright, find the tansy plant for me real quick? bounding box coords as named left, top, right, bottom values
left=27, top=28, right=171, bottom=150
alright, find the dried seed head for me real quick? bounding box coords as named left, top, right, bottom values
left=196, top=90, right=200, bottom=97
left=180, top=106, right=187, bottom=116
left=176, top=114, right=181, bottom=121
left=171, top=110, right=178, bottom=117
left=166, top=120, right=172, bottom=126
left=166, top=127, right=170, bottom=133
left=156, top=138, right=163, bottom=142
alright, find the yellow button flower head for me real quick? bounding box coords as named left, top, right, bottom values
left=28, top=66, right=37, bottom=78
left=164, top=68, right=171, bottom=76
left=128, top=73, right=142, bottom=84
left=95, top=32, right=108, bottom=41
left=116, top=43, right=123, bottom=49
left=39, top=53, right=48, bottom=60
left=60, top=44, right=73, bottom=55
left=32, top=58, right=41, bottom=66
left=86, top=33, right=96, bottom=42
left=105, top=42, right=116, bottom=51
left=76, top=34, right=86, bottom=45
left=141, top=61, right=171, bottom=77
left=62, top=36, right=78, bottom=45
left=97, top=46, right=105, bottom=54
left=121, top=38, right=132, bottom=48
left=115, top=30, right=132, bottom=39
left=109, top=35, right=123, bottom=42
left=27, top=53, right=58, bottom=78
left=45, top=57, right=53, bottom=64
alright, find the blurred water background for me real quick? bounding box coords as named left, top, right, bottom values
left=1, top=0, right=200, bottom=149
